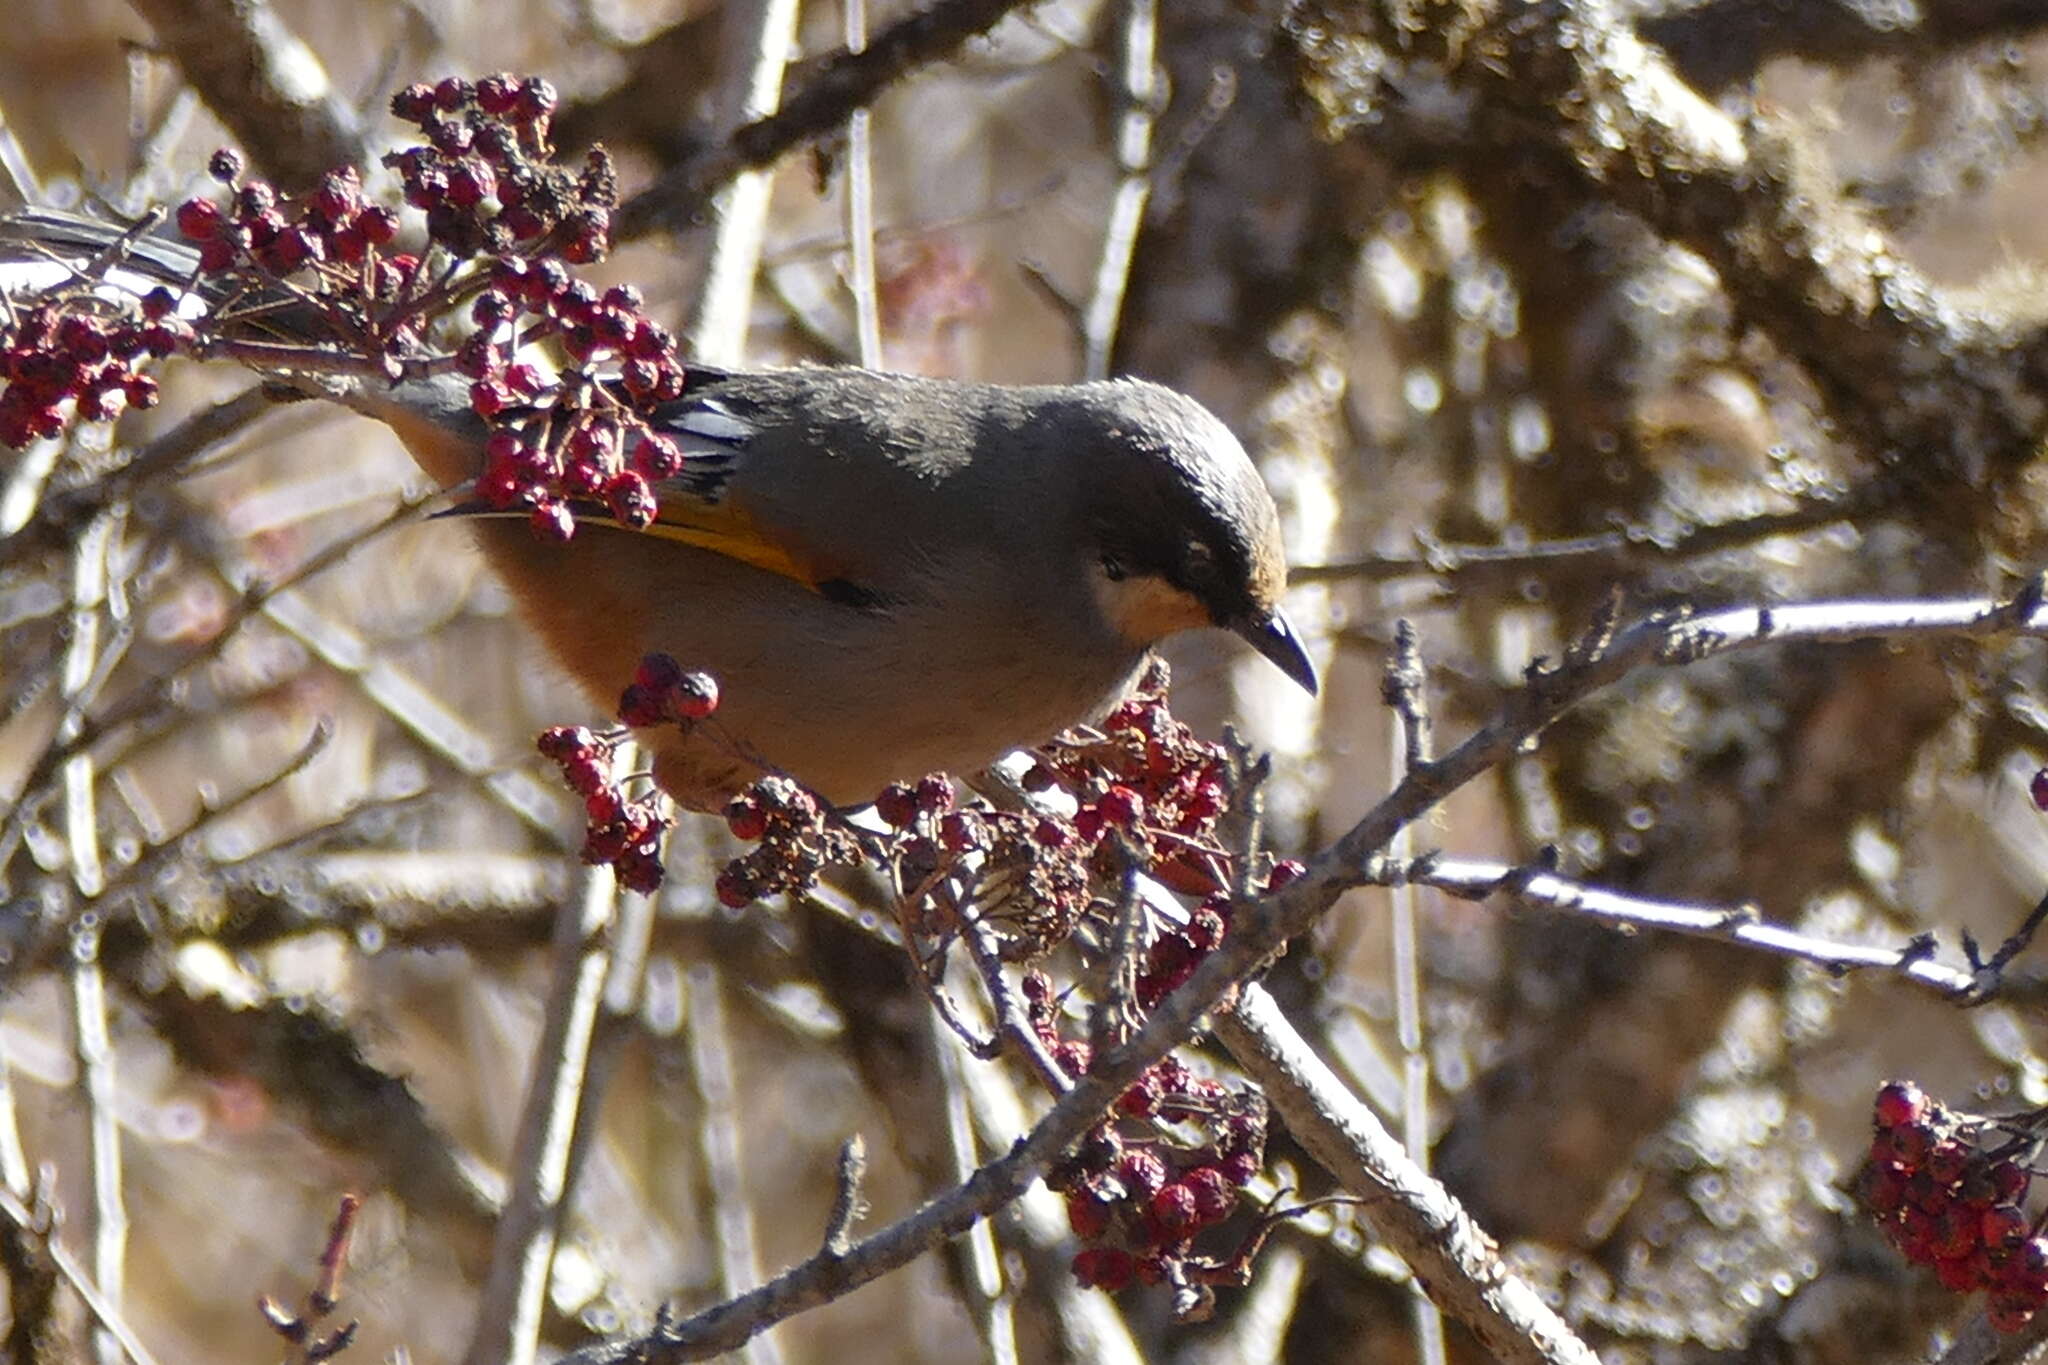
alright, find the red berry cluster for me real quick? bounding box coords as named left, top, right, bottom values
left=537, top=725, right=670, bottom=894
left=1130, top=861, right=1301, bottom=1011
left=1861, top=1080, right=2048, bottom=1331
left=617, top=653, right=717, bottom=729
left=0, top=294, right=180, bottom=447
left=464, top=256, right=689, bottom=541
left=1032, top=977, right=1270, bottom=1296
left=175, top=150, right=401, bottom=281
left=1028, top=664, right=1236, bottom=896
left=716, top=777, right=862, bottom=909
left=162, top=76, right=690, bottom=545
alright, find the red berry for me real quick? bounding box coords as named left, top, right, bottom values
left=538, top=726, right=595, bottom=761
left=725, top=797, right=768, bottom=842
left=1884, top=1121, right=1936, bottom=1166
left=1148, top=1183, right=1201, bottom=1238
left=938, top=811, right=982, bottom=853
left=175, top=197, right=223, bottom=241
left=475, top=73, right=518, bottom=115
left=616, top=683, right=667, bottom=729
left=1066, top=1195, right=1109, bottom=1241
left=1859, top=1162, right=1908, bottom=1213
left=561, top=756, right=608, bottom=797
left=1266, top=859, right=1305, bottom=892
left=2032, top=767, right=2048, bottom=812
left=617, top=849, right=665, bottom=895
left=874, top=785, right=918, bottom=829
left=603, top=471, right=657, bottom=530
left=529, top=499, right=576, bottom=541
left=633, top=432, right=685, bottom=480
left=1070, top=1248, right=1134, bottom=1292
left=357, top=205, right=400, bottom=245
left=1985, top=1204, right=2029, bottom=1249
left=1183, top=1166, right=1235, bottom=1225
left=505, top=361, right=547, bottom=396
left=513, top=76, right=559, bottom=124
left=635, top=653, right=684, bottom=692
left=1097, top=785, right=1144, bottom=828
left=671, top=671, right=719, bottom=720
left=914, top=774, right=954, bottom=814
left=390, top=84, right=436, bottom=121
left=714, top=866, right=757, bottom=909
left=1934, top=1254, right=1978, bottom=1292
left=1873, top=1081, right=1929, bottom=1130
left=1116, top=1149, right=1167, bottom=1201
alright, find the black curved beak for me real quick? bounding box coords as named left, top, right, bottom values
left=1234, top=609, right=1318, bottom=695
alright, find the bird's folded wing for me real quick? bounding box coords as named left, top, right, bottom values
left=441, top=391, right=845, bottom=595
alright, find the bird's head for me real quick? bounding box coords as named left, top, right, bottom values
left=1067, top=380, right=1318, bottom=695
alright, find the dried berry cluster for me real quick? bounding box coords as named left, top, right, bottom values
left=713, top=666, right=1242, bottom=948
left=1033, top=975, right=1270, bottom=1299
left=384, top=75, right=601, bottom=261
left=0, top=291, right=178, bottom=446
left=537, top=723, right=671, bottom=895
left=1862, top=1080, right=2048, bottom=1331
left=715, top=776, right=863, bottom=909
left=173, top=77, right=686, bottom=543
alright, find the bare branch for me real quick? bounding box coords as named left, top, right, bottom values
left=124, top=0, right=365, bottom=189
left=620, top=0, right=1043, bottom=238
left=460, top=868, right=618, bottom=1365
left=1407, top=854, right=1980, bottom=998
left=1641, top=0, right=2048, bottom=90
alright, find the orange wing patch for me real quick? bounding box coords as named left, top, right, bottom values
left=644, top=497, right=827, bottom=592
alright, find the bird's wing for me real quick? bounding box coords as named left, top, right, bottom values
left=441, top=382, right=869, bottom=599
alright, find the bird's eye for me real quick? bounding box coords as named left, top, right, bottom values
left=1100, top=553, right=1128, bottom=582
left=1182, top=540, right=1217, bottom=585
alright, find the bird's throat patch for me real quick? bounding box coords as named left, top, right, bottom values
left=1097, top=572, right=1211, bottom=646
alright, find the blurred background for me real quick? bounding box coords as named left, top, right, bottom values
left=7, top=0, right=2048, bottom=1360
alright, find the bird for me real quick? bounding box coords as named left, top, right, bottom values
left=0, top=209, right=1317, bottom=810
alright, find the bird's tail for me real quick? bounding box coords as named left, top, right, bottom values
left=0, top=207, right=235, bottom=319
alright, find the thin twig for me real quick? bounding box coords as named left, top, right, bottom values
left=69, top=924, right=125, bottom=1365
left=0, top=1186, right=162, bottom=1365
left=459, top=867, right=617, bottom=1365
left=843, top=0, right=883, bottom=369
left=1380, top=622, right=1443, bottom=1365
left=1405, top=854, right=1980, bottom=998
left=1080, top=0, right=1157, bottom=381
left=931, top=1013, right=1019, bottom=1365
left=684, top=965, right=786, bottom=1365
left=1287, top=488, right=1886, bottom=589
left=820, top=1136, right=868, bottom=1257
left=687, top=0, right=801, bottom=367
left=621, top=0, right=1043, bottom=238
